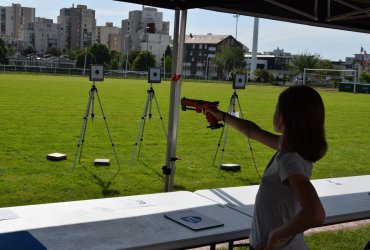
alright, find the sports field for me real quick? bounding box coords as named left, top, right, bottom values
left=0, top=73, right=369, bottom=207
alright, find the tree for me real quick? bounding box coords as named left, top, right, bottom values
left=163, top=45, right=173, bottom=75
left=89, top=43, right=111, bottom=65
left=128, top=50, right=140, bottom=67
left=212, top=44, right=246, bottom=78
left=110, top=50, right=121, bottom=63
left=67, top=49, right=78, bottom=60
left=76, top=49, right=96, bottom=68
left=254, top=68, right=272, bottom=82
left=131, top=51, right=156, bottom=71
left=0, top=38, right=7, bottom=64
left=46, top=47, right=61, bottom=57
left=111, top=59, right=119, bottom=70
left=359, top=72, right=370, bottom=83
left=22, top=45, right=36, bottom=56
left=0, top=46, right=5, bottom=64
left=289, top=52, right=321, bottom=75
left=164, top=45, right=172, bottom=57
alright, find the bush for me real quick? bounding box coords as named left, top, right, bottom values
left=359, top=72, right=370, bottom=83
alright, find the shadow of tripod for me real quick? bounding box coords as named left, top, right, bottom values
left=131, top=84, right=167, bottom=166
left=213, top=90, right=257, bottom=175
left=72, top=81, right=120, bottom=172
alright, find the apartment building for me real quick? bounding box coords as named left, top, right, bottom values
left=184, top=34, right=245, bottom=78
left=58, top=4, right=96, bottom=51
left=97, top=22, right=121, bottom=52
left=121, top=7, right=170, bottom=65
left=23, top=17, right=65, bottom=54
left=0, top=3, right=35, bottom=47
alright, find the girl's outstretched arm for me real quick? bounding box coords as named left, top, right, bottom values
left=205, top=108, right=280, bottom=150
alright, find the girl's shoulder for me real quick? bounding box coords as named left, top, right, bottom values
left=277, top=151, right=313, bottom=178
left=277, top=151, right=310, bottom=163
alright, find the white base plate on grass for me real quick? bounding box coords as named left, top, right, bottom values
left=47, top=153, right=67, bottom=161
left=220, top=163, right=241, bottom=172
left=94, top=159, right=110, bottom=166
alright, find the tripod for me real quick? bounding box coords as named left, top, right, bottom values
left=213, top=90, right=256, bottom=175
left=130, top=84, right=167, bottom=166
left=72, top=81, right=120, bottom=170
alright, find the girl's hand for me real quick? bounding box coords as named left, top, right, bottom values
left=204, top=108, right=225, bottom=121
left=263, top=229, right=288, bottom=250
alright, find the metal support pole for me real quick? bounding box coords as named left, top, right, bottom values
left=164, top=9, right=187, bottom=192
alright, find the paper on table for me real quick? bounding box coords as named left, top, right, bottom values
left=119, top=197, right=160, bottom=208
left=0, top=209, right=19, bottom=221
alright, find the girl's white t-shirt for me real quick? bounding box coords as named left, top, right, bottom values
left=249, top=151, right=313, bottom=250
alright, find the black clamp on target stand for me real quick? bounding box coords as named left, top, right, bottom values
left=162, top=157, right=181, bottom=175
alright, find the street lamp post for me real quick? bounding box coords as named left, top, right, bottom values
left=124, top=35, right=129, bottom=77
left=233, top=14, right=240, bottom=40
left=145, top=25, right=149, bottom=69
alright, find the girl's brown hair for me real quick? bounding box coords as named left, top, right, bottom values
left=278, top=85, right=328, bottom=162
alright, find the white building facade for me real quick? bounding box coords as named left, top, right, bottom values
left=121, top=7, right=170, bottom=66
left=23, top=18, right=65, bottom=54
left=0, top=3, right=35, bottom=49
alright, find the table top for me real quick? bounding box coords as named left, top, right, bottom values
left=1, top=175, right=369, bottom=249
left=0, top=191, right=252, bottom=250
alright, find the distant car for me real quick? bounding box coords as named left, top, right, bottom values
left=294, top=78, right=304, bottom=84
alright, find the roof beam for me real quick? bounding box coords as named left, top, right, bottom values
left=264, top=0, right=318, bottom=20
left=327, top=6, right=370, bottom=21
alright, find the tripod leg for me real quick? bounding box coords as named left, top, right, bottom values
left=95, top=89, right=121, bottom=168
left=130, top=92, right=150, bottom=166
left=72, top=89, right=93, bottom=170
left=218, top=124, right=230, bottom=175
left=137, top=115, right=147, bottom=161
left=213, top=126, right=225, bottom=166
left=235, top=94, right=259, bottom=176
left=153, top=94, right=167, bottom=137
left=217, top=95, right=235, bottom=175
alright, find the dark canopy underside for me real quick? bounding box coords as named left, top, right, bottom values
left=115, top=0, right=370, bottom=34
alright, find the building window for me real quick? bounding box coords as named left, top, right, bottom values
left=199, top=44, right=202, bottom=49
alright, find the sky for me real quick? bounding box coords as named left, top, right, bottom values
left=2, top=0, right=370, bottom=61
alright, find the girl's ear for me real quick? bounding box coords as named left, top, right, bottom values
left=273, top=105, right=284, bottom=133
left=277, top=114, right=285, bottom=132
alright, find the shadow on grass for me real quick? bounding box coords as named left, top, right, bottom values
left=81, top=164, right=120, bottom=197
left=136, top=159, right=165, bottom=180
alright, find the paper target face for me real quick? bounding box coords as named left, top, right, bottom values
left=233, top=74, right=246, bottom=89
left=90, top=64, right=104, bottom=81
left=148, top=67, right=161, bottom=83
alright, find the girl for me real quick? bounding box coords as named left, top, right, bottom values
left=206, top=85, right=327, bottom=250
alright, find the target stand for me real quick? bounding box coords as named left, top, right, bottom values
left=72, top=78, right=120, bottom=171
left=130, top=68, right=167, bottom=166
left=213, top=74, right=256, bottom=176
left=213, top=90, right=243, bottom=175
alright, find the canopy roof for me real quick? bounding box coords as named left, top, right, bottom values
left=115, top=0, right=370, bottom=34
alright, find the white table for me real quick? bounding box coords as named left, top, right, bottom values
left=195, top=175, right=370, bottom=225
left=0, top=191, right=252, bottom=250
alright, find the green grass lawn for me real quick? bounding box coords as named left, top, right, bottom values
left=0, top=73, right=369, bottom=249
left=0, top=73, right=369, bottom=206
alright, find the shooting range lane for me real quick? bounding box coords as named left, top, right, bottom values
left=0, top=191, right=251, bottom=250
left=194, top=175, right=370, bottom=225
